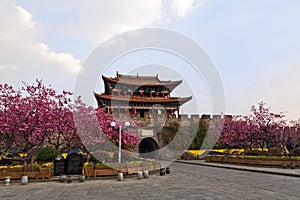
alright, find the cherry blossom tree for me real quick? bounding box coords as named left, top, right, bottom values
left=1, top=80, right=80, bottom=162
left=276, top=121, right=299, bottom=154
left=220, top=116, right=260, bottom=150
left=220, top=102, right=299, bottom=153
left=0, top=80, right=139, bottom=164
left=46, top=91, right=81, bottom=151
left=73, top=98, right=139, bottom=152
left=12, top=80, right=62, bottom=162
left=0, top=83, right=22, bottom=155
left=250, top=102, right=285, bottom=150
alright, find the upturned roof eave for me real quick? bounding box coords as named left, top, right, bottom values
left=94, top=92, right=192, bottom=104
left=101, top=75, right=182, bottom=87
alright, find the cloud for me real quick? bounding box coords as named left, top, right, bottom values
left=55, top=0, right=166, bottom=44
left=171, top=0, right=201, bottom=18
left=0, top=1, right=81, bottom=88
left=1, top=0, right=202, bottom=90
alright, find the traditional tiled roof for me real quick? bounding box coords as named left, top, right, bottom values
left=94, top=93, right=192, bottom=104
left=102, top=72, right=182, bottom=87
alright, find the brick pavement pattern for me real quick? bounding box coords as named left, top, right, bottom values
left=1, top=162, right=299, bottom=200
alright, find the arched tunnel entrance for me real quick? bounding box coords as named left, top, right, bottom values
left=139, top=137, right=159, bottom=159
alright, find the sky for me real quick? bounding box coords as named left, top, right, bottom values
left=1, top=0, right=300, bottom=120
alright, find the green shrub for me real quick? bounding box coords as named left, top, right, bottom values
left=36, top=148, right=60, bottom=162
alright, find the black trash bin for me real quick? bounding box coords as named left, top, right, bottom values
left=54, top=155, right=65, bottom=176
left=65, top=148, right=84, bottom=175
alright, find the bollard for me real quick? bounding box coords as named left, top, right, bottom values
left=143, top=171, right=149, bottom=178
left=59, top=175, right=66, bottom=183
left=166, top=167, right=171, bottom=174
left=282, top=164, right=287, bottom=169
left=290, top=165, right=295, bottom=169
left=79, top=175, right=85, bottom=182
left=159, top=168, right=166, bottom=176
left=4, top=176, right=11, bottom=186
left=21, top=176, right=28, bottom=185
left=67, top=176, right=72, bottom=183
left=118, top=173, right=123, bottom=181
left=137, top=171, right=143, bottom=179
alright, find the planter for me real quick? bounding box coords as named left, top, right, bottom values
left=141, top=163, right=160, bottom=172
left=290, top=160, right=300, bottom=166
left=1, top=166, right=51, bottom=180
left=94, top=165, right=119, bottom=177
left=205, top=156, right=299, bottom=167
left=126, top=164, right=143, bottom=175
left=258, top=160, right=289, bottom=166
left=23, top=167, right=39, bottom=179
left=94, top=168, right=119, bottom=177
left=0, top=167, right=23, bottom=179
left=38, top=167, right=51, bottom=179
left=81, top=161, right=162, bottom=177
left=127, top=167, right=144, bottom=174
left=83, top=166, right=95, bottom=178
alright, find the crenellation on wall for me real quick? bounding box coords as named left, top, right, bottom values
left=131, top=113, right=227, bottom=130
left=212, top=114, right=222, bottom=119
left=136, top=113, right=226, bottom=149
left=191, top=114, right=200, bottom=121
left=179, top=114, right=188, bottom=120
left=201, top=114, right=211, bottom=119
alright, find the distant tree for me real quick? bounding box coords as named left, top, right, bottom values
left=276, top=121, right=299, bottom=154
left=219, top=102, right=300, bottom=154
left=188, top=119, right=208, bottom=150
left=250, top=101, right=285, bottom=150
left=220, top=116, right=260, bottom=150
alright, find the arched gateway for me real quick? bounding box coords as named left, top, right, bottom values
left=94, top=72, right=192, bottom=153
left=139, top=137, right=159, bottom=158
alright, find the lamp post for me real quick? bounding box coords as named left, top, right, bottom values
left=110, top=121, right=130, bottom=163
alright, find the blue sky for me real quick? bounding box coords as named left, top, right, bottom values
left=1, top=0, right=300, bottom=120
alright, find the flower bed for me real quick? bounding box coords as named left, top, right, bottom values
left=0, top=166, right=23, bottom=179
left=205, top=155, right=300, bottom=167
left=1, top=160, right=160, bottom=180
left=0, top=164, right=52, bottom=180
left=23, top=164, right=40, bottom=179
left=83, top=160, right=160, bottom=177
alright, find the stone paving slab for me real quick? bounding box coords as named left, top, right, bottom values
left=1, top=162, right=300, bottom=199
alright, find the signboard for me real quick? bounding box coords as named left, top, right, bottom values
left=142, top=129, right=154, bottom=137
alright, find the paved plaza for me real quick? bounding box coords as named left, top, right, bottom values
left=1, top=162, right=300, bottom=200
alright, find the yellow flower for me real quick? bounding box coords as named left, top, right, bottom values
left=62, top=153, right=68, bottom=159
